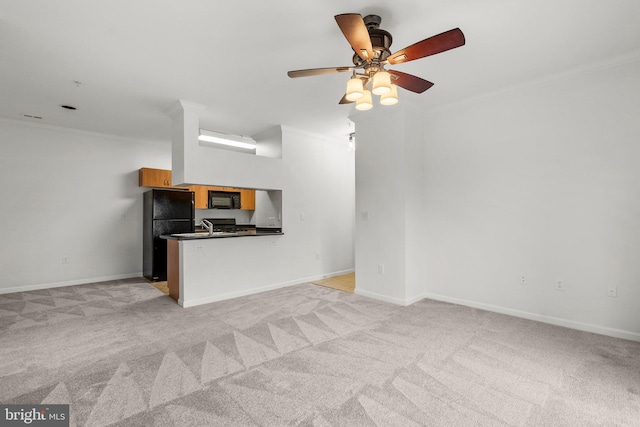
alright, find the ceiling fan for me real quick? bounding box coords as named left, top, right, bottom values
left=287, top=13, right=465, bottom=110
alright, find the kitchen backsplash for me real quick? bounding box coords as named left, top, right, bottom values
left=195, top=209, right=254, bottom=225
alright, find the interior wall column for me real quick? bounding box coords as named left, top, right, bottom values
left=351, top=101, right=426, bottom=305
left=166, top=100, right=206, bottom=185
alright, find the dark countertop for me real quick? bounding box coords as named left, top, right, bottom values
left=161, top=228, right=283, bottom=240
left=194, top=223, right=258, bottom=233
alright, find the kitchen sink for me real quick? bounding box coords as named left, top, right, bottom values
left=171, top=232, right=211, bottom=238
left=171, top=231, right=237, bottom=238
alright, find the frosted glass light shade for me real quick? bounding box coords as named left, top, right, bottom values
left=345, top=78, right=364, bottom=101
left=372, top=71, right=391, bottom=95
left=355, top=89, right=373, bottom=111
left=380, top=84, right=399, bottom=106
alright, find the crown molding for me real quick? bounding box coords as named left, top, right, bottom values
left=165, top=99, right=207, bottom=118
left=427, top=48, right=640, bottom=114
left=0, top=117, right=169, bottom=145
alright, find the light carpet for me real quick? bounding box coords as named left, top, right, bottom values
left=1, top=278, right=639, bottom=426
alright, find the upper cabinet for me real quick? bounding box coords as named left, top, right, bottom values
left=187, top=185, right=255, bottom=210
left=139, top=167, right=175, bottom=188
left=188, top=185, right=209, bottom=209
left=239, top=189, right=256, bottom=211
left=139, top=168, right=255, bottom=210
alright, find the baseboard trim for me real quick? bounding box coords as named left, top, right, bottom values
left=0, top=273, right=143, bottom=295
left=311, top=269, right=355, bottom=281
left=354, top=288, right=416, bottom=306
left=423, top=292, right=640, bottom=343
left=179, top=269, right=355, bottom=308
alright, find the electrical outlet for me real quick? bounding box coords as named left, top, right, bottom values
left=194, top=245, right=203, bottom=252
left=378, top=264, right=385, bottom=274
left=61, top=256, right=70, bottom=264
left=606, top=284, right=617, bottom=298
left=315, top=252, right=320, bottom=260
left=120, top=213, right=127, bottom=220
left=520, top=275, right=526, bottom=285
left=555, top=279, right=565, bottom=291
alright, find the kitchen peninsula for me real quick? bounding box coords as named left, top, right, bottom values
left=163, top=228, right=284, bottom=307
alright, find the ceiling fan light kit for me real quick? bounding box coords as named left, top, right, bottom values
left=380, top=84, right=399, bottom=106
left=372, top=71, right=392, bottom=95
left=346, top=77, right=365, bottom=101
left=355, top=90, right=373, bottom=111
left=287, top=13, right=465, bottom=111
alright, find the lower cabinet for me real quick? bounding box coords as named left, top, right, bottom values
left=167, top=239, right=180, bottom=301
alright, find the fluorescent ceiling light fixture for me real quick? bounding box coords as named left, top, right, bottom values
left=198, top=129, right=256, bottom=150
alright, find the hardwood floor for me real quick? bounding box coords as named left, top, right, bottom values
left=150, top=280, right=169, bottom=295
left=311, top=273, right=355, bottom=293
left=149, top=274, right=356, bottom=296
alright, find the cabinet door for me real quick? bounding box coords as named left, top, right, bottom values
left=188, top=186, right=209, bottom=209
left=182, top=183, right=256, bottom=211
left=139, top=168, right=173, bottom=187
left=240, top=189, right=256, bottom=211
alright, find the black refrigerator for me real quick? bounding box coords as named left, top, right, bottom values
left=143, top=189, right=195, bottom=281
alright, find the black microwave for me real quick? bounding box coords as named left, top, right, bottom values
left=208, top=190, right=241, bottom=209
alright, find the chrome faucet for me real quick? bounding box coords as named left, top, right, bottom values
left=201, top=219, right=214, bottom=235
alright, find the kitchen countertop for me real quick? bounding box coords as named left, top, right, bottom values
left=161, top=228, right=283, bottom=240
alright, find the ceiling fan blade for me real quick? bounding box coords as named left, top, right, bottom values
left=335, top=14, right=373, bottom=61
left=339, top=94, right=354, bottom=104
left=388, top=70, right=434, bottom=93
left=388, top=28, right=465, bottom=64
left=287, top=67, right=354, bottom=78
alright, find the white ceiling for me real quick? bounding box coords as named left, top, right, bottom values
left=2, top=0, right=640, bottom=143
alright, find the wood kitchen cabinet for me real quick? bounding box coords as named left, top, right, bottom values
left=188, top=185, right=256, bottom=210
left=239, top=189, right=256, bottom=210
left=188, top=185, right=210, bottom=209
left=140, top=167, right=255, bottom=210
left=139, top=167, right=175, bottom=188
left=167, top=239, right=180, bottom=302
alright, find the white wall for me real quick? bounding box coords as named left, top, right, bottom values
left=0, top=120, right=355, bottom=295
left=404, top=107, right=428, bottom=302
left=279, top=127, right=355, bottom=277
left=176, top=126, right=356, bottom=307
left=421, top=56, right=640, bottom=340
left=168, top=101, right=356, bottom=281
left=254, top=190, right=282, bottom=228
left=353, top=108, right=405, bottom=304
left=353, top=105, right=428, bottom=305
left=170, top=103, right=283, bottom=190
left=0, top=119, right=170, bottom=293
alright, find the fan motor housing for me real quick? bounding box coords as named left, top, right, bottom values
left=352, top=15, right=393, bottom=65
